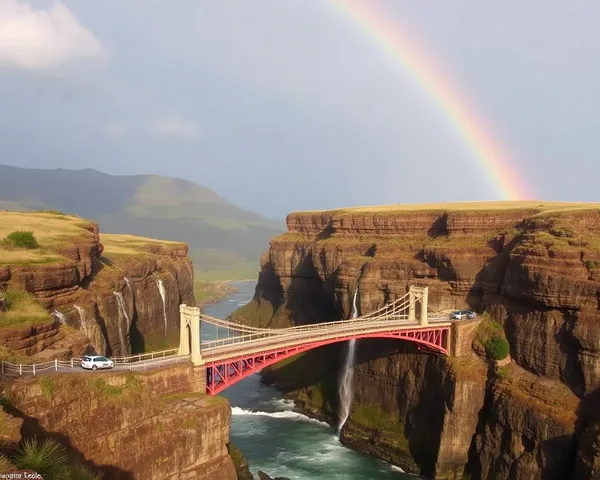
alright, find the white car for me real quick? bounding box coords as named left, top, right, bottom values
left=81, top=355, right=114, bottom=371
left=450, top=310, right=477, bottom=320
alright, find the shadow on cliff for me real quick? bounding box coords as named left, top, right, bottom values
left=3, top=402, right=133, bottom=480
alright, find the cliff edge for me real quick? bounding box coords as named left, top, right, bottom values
left=0, top=211, right=194, bottom=360
left=235, top=201, right=600, bottom=479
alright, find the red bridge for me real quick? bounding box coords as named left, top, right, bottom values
left=177, top=286, right=452, bottom=395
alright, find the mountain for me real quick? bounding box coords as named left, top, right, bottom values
left=0, top=165, right=283, bottom=276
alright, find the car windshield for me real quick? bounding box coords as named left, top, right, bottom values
left=83, top=356, right=92, bottom=361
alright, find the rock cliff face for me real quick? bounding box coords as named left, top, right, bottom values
left=234, top=202, right=600, bottom=479
left=1, top=219, right=194, bottom=357
left=0, top=365, right=236, bottom=480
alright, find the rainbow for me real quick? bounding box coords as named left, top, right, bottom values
left=329, top=0, right=532, bottom=200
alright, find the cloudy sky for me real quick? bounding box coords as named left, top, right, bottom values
left=0, top=0, right=598, bottom=217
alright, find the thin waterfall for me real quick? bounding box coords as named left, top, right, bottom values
left=51, top=310, right=66, bottom=324
left=155, top=277, right=167, bottom=336
left=113, top=292, right=130, bottom=355
left=74, top=305, right=107, bottom=355
left=337, top=286, right=360, bottom=436
left=124, top=277, right=133, bottom=296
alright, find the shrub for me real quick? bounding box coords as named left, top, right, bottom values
left=4, top=231, right=38, bottom=249
left=485, top=335, right=510, bottom=361
left=37, top=210, right=65, bottom=216
left=13, top=438, right=69, bottom=480
left=12, top=438, right=101, bottom=480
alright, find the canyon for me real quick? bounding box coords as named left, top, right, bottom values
left=234, top=202, right=600, bottom=479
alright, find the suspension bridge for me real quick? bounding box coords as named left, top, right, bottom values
left=179, top=286, right=453, bottom=394
left=1, top=286, right=459, bottom=395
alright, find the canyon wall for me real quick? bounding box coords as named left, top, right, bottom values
left=0, top=221, right=194, bottom=357
left=0, top=364, right=236, bottom=480
left=234, top=203, right=600, bottom=479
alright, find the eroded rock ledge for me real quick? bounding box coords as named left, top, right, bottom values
left=234, top=202, right=600, bottom=479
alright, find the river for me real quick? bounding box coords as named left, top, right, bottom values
left=202, top=281, right=417, bottom=480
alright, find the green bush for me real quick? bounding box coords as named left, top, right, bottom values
left=4, top=231, right=38, bottom=249
left=13, top=438, right=69, bottom=480
left=12, top=438, right=101, bottom=480
left=485, top=335, right=510, bottom=361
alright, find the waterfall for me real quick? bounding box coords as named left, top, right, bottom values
left=155, top=277, right=167, bottom=335
left=74, top=305, right=107, bottom=355
left=74, top=305, right=86, bottom=329
left=113, top=292, right=130, bottom=355
left=337, top=286, right=360, bottom=436
left=124, top=277, right=133, bottom=297
left=51, top=310, right=66, bottom=324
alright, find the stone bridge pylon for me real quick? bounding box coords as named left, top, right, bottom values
left=178, top=304, right=204, bottom=366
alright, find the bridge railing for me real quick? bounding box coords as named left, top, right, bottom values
left=109, top=348, right=179, bottom=363
left=200, top=314, right=271, bottom=333
left=199, top=312, right=420, bottom=350
left=1, top=349, right=190, bottom=378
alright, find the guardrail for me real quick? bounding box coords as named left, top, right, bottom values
left=1, top=351, right=190, bottom=377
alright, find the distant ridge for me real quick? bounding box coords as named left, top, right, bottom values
left=0, top=165, right=283, bottom=274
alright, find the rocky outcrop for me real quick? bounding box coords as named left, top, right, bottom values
left=61, top=247, right=194, bottom=356
left=0, top=321, right=89, bottom=359
left=235, top=203, right=600, bottom=478
left=0, top=364, right=236, bottom=480
left=1, top=220, right=194, bottom=357
left=466, top=365, right=579, bottom=480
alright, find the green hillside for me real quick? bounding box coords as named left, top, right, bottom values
left=0, top=165, right=282, bottom=277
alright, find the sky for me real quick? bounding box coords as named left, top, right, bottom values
left=0, top=0, right=598, bottom=218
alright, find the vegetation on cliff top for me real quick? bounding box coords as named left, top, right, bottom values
left=295, top=200, right=600, bottom=215
left=0, top=290, right=51, bottom=327
left=0, top=212, right=94, bottom=266
left=473, top=316, right=510, bottom=361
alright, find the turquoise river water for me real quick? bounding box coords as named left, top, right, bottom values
left=202, top=281, right=421, bottom=480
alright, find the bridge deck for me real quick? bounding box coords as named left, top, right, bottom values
left=202, top=317, right=451, bottom=363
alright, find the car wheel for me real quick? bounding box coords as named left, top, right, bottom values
left=110, top=364, right=114, bottom=369
left=92, top=365, right=97, bottom=371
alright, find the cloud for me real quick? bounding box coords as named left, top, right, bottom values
left=149, top=112, right=200, bottom=141
left=0, top=0, right=104, bottom=71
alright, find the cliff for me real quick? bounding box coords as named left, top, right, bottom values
left=0, top=212, right=194, bottom=358
left=0, top=365, right=236, bottom=479
left=234, top=201, right=600, bottom=479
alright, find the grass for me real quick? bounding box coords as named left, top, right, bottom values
left=100, top=233, right=184, bottom=258
left=40, top=377, right=55, bottom=399
left=295, top=201, right=600, bottom=215
left=0, top=211, right=96, bottom=265
left=87, top=374, right=144, bottom=403
left=193, top=281, right=238, bottom=306
left=0, top=290, right=51, bottom=327
left=194, top=266, right=259, bottom=282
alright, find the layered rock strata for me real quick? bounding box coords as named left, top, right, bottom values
left=234, top=203, right=600, bottom=478
left=0, top=364, right=235, bottom=480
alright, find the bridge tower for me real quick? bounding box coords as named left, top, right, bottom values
left=408, top=286, right=429, bottom=326
left=178, top=304, right=204, bottom=366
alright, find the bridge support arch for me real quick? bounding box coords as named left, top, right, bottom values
left=178, top=304, right=204, bottom=366
left=408, top=286, right=429, bottom=326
